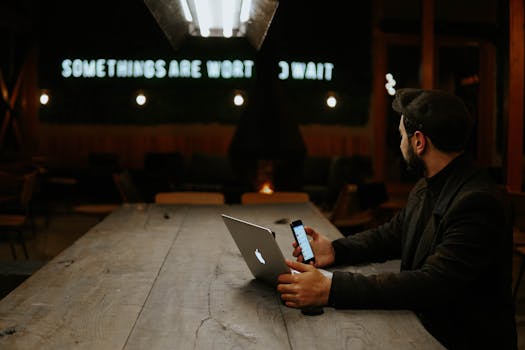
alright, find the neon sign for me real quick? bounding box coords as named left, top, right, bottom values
left=278, top=61, right=334, bottom=81
left=60, top=58, right=335, bottom=81
left=61, top=59, right=255, bottom=79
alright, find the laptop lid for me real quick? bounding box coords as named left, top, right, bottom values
left=221, top=214, right=290, bottom=286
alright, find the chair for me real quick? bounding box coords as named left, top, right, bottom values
left=88, top=152, right=120, bottom=175
left=73, top=203, right=120, bottom=217
left=301, top=156, right=332, bottom=206
left=185, top=153, right=237, bottom=192
left=73, top=180, right=120, bottom=218
left=326, top=183, right=375, bottom=236
left=0, top=170, right=38, bottom=259
left=240, top=191, right=310, bottom=204
left=143, top=152, right=184, bottom=199
left=113, top=170, right=143, bottom=203
left=72, top=153, right=122, bottom=218
left=154, top=191, right=225, bottom=205
left=506, top=190, right=525, bottom=300
left=144, top=152, right=184, bottom=184
left=73, top=178, right=121, bottom=219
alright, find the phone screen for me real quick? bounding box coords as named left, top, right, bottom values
left=290, top=220, right=315, bottom=263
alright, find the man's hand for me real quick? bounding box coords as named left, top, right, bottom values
left=292, top=226, right=335, bottom=268
left=277, top=260, right=332, bottom=308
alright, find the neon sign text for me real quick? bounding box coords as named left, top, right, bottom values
left=60, top=59, right=335, bottom=81
left=61, top=59, right=255, bottom=79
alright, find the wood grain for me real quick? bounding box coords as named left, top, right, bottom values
left=0, top=202, right=444, bottom=349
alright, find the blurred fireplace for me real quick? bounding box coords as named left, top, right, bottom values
left=229, top=127, right=306, bottom=192
left=256, top=160, right=274, bottom=193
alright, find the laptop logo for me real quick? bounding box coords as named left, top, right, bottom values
left=254, top=249, right=266, bottom=264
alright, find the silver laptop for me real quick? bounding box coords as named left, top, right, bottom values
left=221, top=214, right=290, bottom=286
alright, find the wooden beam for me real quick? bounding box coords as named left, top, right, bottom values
left=0, top=69, right=12, bottom=149
left=478, top=42, right=496, bottom=166
left=507, top=0, right=525, bottom=191
left=371, top=27, right=388, bottom=182
left=421, top=0, right=435, bottom=89
left=371, top=0, right=388, bottom=181
left=371, top=0, right=386, bottom=184
left=0, top=54, right=29, bottom=151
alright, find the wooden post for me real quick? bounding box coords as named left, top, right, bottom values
left=477, top=42, right=496, bottom=166
left=421, top=0, right=435, bottom=89
left=507, top=0, right=525, bottom=191
left=371, top=0, right=387, bottom=181
left=372, top=29, right=387, bottom=182
left=0, top=53, right=31, bottom=152
left=0, top=68, right=23, bottom=151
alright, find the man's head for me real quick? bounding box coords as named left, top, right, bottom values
left=398, top=114, right=426, bottom=173
left=393, top=88, right=472, bottom=175
left=392, top=88, right=473, bottom=153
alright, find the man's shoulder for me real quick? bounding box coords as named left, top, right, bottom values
left=451, top=168, right=504, bottom=213
left=458, top=166, right=499, bottom=195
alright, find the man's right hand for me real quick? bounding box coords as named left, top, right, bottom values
left=292, top=226, right=335, bottom=268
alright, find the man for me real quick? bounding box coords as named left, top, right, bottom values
left=277, top=88, right=517, bottom=349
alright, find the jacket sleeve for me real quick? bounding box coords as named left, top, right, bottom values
left=331, top=206, right=405, bottom=265
left=328, top=191, right=504, bottom=310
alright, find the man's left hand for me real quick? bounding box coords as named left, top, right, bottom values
left=277, top=259, right=332, bottom=308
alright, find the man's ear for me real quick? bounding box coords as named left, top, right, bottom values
left=413, top=131, right=426, bottom=155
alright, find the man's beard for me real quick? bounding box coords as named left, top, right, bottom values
left=403, top=144, right=426, bottom=177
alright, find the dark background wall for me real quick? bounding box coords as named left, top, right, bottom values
left=34, top=0, right=373, bottom=126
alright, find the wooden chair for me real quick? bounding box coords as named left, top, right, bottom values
left=507, top=190, right=525, bottom=300
left=73, top=182, right=120, bottom=218
left=327, top=183, right=375, bottom=236
left=373, top=182, right=411, bottom=226
left=155, top=191, right=225, bottom=205
left=240, top=191, right=310, bottom=204
left=73, top=169, right=130, bottom=219
left=113, top=170, right=143, bottom=203
left=73, top=203, right=120, bottom=217
left=0, top=170, right=38, bottom=259
left=73, top=152, right=122, bottom=218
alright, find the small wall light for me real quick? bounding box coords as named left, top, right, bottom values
left=135, top=92, right=147, bottom=106
left=233, top=91, right=245, bottom=107
left=325, top=92, right=338, bottom=109
left=39, top=90, right=50, bottom=105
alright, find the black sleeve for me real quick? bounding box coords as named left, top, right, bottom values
left=328, top=192, right=504, bottom=310
left=331, top=206, right=405, bottom=265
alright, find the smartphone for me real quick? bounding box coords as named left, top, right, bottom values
left=290, top=219, right=315, bottom=264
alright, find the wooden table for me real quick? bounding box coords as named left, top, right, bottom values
left=0, top=202, right=444, bottom=349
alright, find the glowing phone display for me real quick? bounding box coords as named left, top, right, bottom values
left=290, top=219, right=315, bottom=264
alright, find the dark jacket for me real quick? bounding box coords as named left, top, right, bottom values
left=328, top=155, right=517, bottom=349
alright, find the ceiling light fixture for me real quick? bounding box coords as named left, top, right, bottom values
left=145, top=0, right=278, bottom=50
left=180, top=0, right=247, bottom=38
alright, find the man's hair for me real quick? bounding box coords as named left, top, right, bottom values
left=392, top=88, right=473, bottom=152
